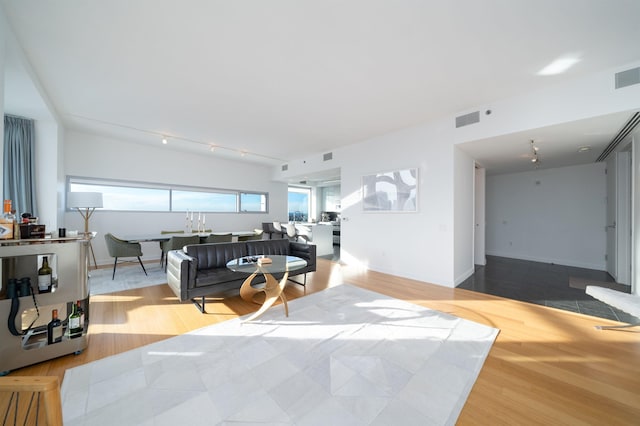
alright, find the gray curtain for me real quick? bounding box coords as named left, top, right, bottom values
left=3, top=115, right=38, bottom=217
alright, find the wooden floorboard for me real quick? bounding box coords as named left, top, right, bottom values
left=4, top=258, right=640, bottom=425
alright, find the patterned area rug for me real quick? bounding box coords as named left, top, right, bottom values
left=61, top=284, right=499, bottom=425
left=89, top=263, right=168, bottom=295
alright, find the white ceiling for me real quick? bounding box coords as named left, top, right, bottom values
left=3, top=1, right=640, bottom=174
left=458, top=110, right=636, bottom=175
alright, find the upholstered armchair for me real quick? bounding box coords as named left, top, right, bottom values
left=104, top=233, right=148, bottom=279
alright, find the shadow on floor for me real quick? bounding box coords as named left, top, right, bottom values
left=457, top=255, right=635, bottom=322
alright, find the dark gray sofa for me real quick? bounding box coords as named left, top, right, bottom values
left=166, top=239, right=316, bottom=313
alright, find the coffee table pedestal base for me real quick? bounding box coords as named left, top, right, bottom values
left=240, top=271, right=289, bottom=322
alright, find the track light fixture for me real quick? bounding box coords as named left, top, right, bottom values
left=530, top=140, right=540, bottom=168
left=67, top=114, right=288, bottom=162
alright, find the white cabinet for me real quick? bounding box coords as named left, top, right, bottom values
left=295, top=223, right=334, bottom=256
left=0, top=238, right=89, bottom=373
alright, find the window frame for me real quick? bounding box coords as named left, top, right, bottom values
left=66, top=176, right=269, bottom=214
left=287, top=185, right=311, bottom=222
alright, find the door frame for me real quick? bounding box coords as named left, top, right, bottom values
left=474, top=165, right=486, bottom=266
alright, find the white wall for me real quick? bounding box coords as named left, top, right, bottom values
left=2, top=8, right=62, bottom=229
left=275, top=59, right=640, bottom=288
left=279, top=120, right=457, bottom=287
left=0, top=8, right=5, bottom=171
left=452, top=60, right=640, bottom=145
left=453, top=147, right=475, bottom=284
left=35, top=119, right=60, bottom=229
left=486, top=162, right=607, bottom=270
left=632, top=129, right=640, bottom=295
left=64, top=131, right=288, bottom=265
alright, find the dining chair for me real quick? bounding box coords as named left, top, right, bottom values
left=159, top=230, right=185, bottom=267
left=238, top=229, right=264, bottom=241
left=104, top=233, right=148, bottom=279
left=272, top=221, right=287, bottom=239
left=285, top=223, right=309, bottom=243
left=203, top=233, right=233, bottom=243
left=162, top=234, right=201, bottom=271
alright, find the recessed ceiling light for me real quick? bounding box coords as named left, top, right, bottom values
left=578, top=146, right=591, bottom=153
left=162, top=137, right=168, bottom=145
left=538, top=55, right=581, bottom=76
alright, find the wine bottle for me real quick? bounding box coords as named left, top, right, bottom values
left=11, top=209, right=20, bottom=239
left=38, top=256, right=52, bottom=293
left=68, top=301, right=82, bottom=338
left=0, top=200, right=14, bottom=240
left=77, top=300, right=85, bottom=332
left=47, top=309, right=63, bottom=344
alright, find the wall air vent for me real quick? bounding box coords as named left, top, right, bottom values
left=615, top=67, right=640, bottom=89
left=281, top=164, right=288, bottom=171
left=455, top=111, right=480, bottom=128
left=323, top=152, right=333, bottom=161
left=596, top=111, right=640, bottom=162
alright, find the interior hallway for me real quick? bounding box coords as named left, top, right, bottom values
left=458, top=255, right=635, bottom=323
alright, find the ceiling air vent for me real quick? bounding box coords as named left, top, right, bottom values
left=615, top=67, right=640, bottom=89
left=455, top=111, right=480, bottom=128
left=596, top=111, right=640, bottom=162
left=323, top=152, right=333, bottom=161
left=281, top=164, right=288, bottom=171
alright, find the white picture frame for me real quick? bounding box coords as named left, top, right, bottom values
left=362, top=168, right=418, bottom=212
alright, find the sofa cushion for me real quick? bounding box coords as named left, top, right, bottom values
left=185, top=242, right=247, bottom=269
left=195, top=267, right=247, bottom=288
left=245, top=239, right=290, bottom=256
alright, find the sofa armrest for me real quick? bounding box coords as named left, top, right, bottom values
left=167, top=249, right=196, bottom=301
left=289, top=241, right=316, bottom=271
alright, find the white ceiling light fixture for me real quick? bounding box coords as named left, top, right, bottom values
left=67, top=114, right=288, bottom=163
left=537, top=55, right=581, bottom=76
left=578, top=146, right=591, bottom=153
left=530, top=140, right=541, bottom=168
left=209, top=145, right=216, bottom=152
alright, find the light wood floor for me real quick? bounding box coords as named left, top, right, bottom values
left=5, top=258, right=640, bottom=425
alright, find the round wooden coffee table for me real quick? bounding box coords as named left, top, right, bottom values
left=226, top=255, right=307, bottom=322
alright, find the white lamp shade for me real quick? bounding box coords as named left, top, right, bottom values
left=67, top=192, right=103, bottom=209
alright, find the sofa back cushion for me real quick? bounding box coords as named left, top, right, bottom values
left=185, top=242, right=248, bottom=269
left=245, top=239, right=290, bottom=256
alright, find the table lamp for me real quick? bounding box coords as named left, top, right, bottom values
left=67, top=192, right=103, bottom=235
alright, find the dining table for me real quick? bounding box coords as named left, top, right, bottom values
left=116, top=231, right=257, bottom=243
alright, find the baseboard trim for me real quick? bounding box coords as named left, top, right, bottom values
left=485, top=251, right=606, bottom=271
left=454, top=266, right=475, bottom=286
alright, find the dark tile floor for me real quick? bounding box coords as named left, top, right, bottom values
left=319, top=244, right=341, bottom=262
left=458, top=255, right=636, bottom=323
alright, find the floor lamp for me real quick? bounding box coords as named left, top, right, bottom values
left=67, top=192, right=103, bottom=269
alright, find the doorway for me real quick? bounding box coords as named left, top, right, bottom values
left=606, top=150, right=632, bottom=286
left=474, top=165, right=486, bottom=266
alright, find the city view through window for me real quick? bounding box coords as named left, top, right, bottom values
left=288, top=187, right=310, bottom=222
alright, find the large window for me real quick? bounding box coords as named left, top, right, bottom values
left=67, top=177, right=268, bottom=213
left=288, top=186, right=310, bottom=222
